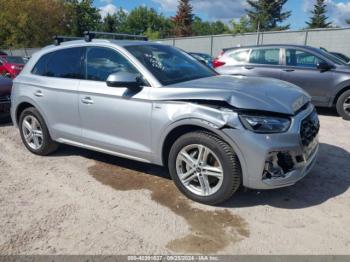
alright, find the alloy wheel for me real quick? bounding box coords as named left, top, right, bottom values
left=343, top=95, right=350, bottom=116
left=175, top=144, right=224, bottom=197
left=21, top=115, right=44, bottom=150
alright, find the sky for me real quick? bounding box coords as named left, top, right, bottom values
left=95, top=0, right=350, bottom=30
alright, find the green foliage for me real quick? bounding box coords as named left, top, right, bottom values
left=306, top=0, right=332, bottom=29
left=347, top=19, right=350, bottom=25
left=192, top=16, right=230, bottom=36
left=246, top=0, right=291, bottom=31
left=125, top=6, right=173, bottom=38
left=230, top=16, right=254, bottom=34
left=100, top=9, right=128, bottom=33
left=0, top=0, right=70, bottom=48
left=64, top=0, right=101, bottom=36
left=173, top=0, right=194, bottom=37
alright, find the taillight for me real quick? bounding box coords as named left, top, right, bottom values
left=213, top=59, right=226, bottom=68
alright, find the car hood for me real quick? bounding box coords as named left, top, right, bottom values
left=0, top=77, right=12, bottom=96
left=334, top=64, right=350, bottom=73
left=153, top=75, right=310, bottom=115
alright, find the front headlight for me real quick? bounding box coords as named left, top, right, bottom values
left=239, top=114, right=291, bottom=133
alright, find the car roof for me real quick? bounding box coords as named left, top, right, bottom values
left=223, top=44, right=320, bottom=52
left=42, top=39, right=160, bottom=51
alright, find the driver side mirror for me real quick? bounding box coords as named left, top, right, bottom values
left=106, top=72, right=143, bottom=91
left=317, top=62, right=333, bottom=72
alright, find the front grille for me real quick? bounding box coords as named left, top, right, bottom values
left=300, top=110, right=320, bottom=147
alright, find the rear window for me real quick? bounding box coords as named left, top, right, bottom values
left=6, top=56, right=24, bottom=64
left=32, top=47, right=84, bottom=79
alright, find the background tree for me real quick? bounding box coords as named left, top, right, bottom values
left=0, top=0, right=70, bottom=48
left=246, top=0, right=291, bottom=31
left=100, top=9, right=129, bottom=33
left=346, top=19, right=350, bottom=25
left=230, top=16, right=254, bottom=34
left=306, top=0, right=332, bottom=29
left=65, top=0, right=101, bottom=36
left=192, top=16, right=229, bottom=36
left=100, top=14, right=119, bottom=33
left=173, top=0, right=194, bottom=37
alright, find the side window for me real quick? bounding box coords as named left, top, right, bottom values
left=46, top=48, right=84, bottom=79
left=249, top=48, right=280, bottom=65
left=286, top=49, right=325, bottom=68
left=31, top=53, right=51, bottom=76
left=230, top=49, right=249, bottom=63
left=85, top=47, right=138, bottom=81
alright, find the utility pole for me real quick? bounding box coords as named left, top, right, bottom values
left=256, top=20, right=261, bottom=45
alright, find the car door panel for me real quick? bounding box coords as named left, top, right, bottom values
left=78, top=80, right=152, bottom=160
left=280, top=48, right=335, bottom=106
left=78, top=46, right=153, bottom=161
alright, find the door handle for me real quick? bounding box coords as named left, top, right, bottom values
left=244, top=66, right=254, bottom=70
left=34, top=90, right=43, bottom=97
left=283, top=69, right=295, bottom=72
left=81, top=97, right=94, bottom=105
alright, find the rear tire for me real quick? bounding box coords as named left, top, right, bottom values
left=19, top=107, right=58, bottom=155
left=336, top=90, right=350, bottom=120
left=168, top=131, right=241, bottom=205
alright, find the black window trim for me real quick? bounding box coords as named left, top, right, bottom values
left=281, top=47, right=332, bottom=70
left=82, top=46, right=146, bottom=84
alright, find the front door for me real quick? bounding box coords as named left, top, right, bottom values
left=280, top=48, right=335, bottom=106
left=78, top=46, right=152, bottom=162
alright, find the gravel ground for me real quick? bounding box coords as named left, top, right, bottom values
left=0, top=109, right=349, bottom=255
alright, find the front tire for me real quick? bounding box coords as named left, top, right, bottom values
left=336, top=90, right=350, bottom=120
left=168, top=131, right=241, bottom=205
left=19, top=107, right=58, bottom=155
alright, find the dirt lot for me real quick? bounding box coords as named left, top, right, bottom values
left=0, top=109, right=349, bottom=255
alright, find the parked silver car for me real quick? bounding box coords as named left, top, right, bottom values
left=11, top=34, right=320, bottom=205
left=214, top=44, right=350, bottom=120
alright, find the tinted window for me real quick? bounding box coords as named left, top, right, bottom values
left=6, top=56, right=24, bottom=64
left=85, top=47, right=138, bottom=81
left=45, top=48, right=84, bottom=78
left=32, top=53, right=51, bottom=76
left=125, top=44, right=215, bottom=86
left=286, top=49, right=325, bottom=68
left=230, top=50, right=249, bottom=62
left=249, top=48, right=280, bottom=65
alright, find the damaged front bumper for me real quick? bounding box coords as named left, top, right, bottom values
left=222, top=103, right=320, bottom=190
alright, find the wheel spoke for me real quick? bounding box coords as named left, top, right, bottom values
left=33, top=135, right=40, bottom=148
left=198, top=175, right=210, bottom=196
left=35, top=130, right=43, bottom=138
left=182, top=173, right=197, bottom=184
left=201, top=165, right=223, bottom=178
left=179, top=151, right=196, bottom=167
left=23, top=120, right=32, bottom=132
left=32, top=118, right=40, bottom=129
left=197, top=145, right=209, bottom=164
left=344, top=102, right=350, bottom=110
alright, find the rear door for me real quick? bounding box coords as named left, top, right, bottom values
left=243, top=47, right=283, bottom=79
left=78, top=46, right=152, bottom=161
left=280, top=48, right=335, bottom=105
left=30, top=47, right=84, bottom=141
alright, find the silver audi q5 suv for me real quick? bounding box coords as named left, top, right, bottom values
left=11, top=33, right=320, bottom=205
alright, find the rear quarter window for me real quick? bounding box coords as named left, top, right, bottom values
left=32, top=47, right=84, bottom=79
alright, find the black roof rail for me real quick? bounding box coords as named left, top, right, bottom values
left=84, top=31, right=148, bottom=42
left=53, top=36, right=83, bottom=46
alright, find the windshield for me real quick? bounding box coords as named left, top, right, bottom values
left=316, top=49, right=349, bottom=66
left=125, top=44, right=216, bottom=85
left=6, top=56, right=24, bottom=64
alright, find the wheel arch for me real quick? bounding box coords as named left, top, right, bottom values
left=332, top=86, right=350, bottom=106
left=158, top=119, right=247, bottom=181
